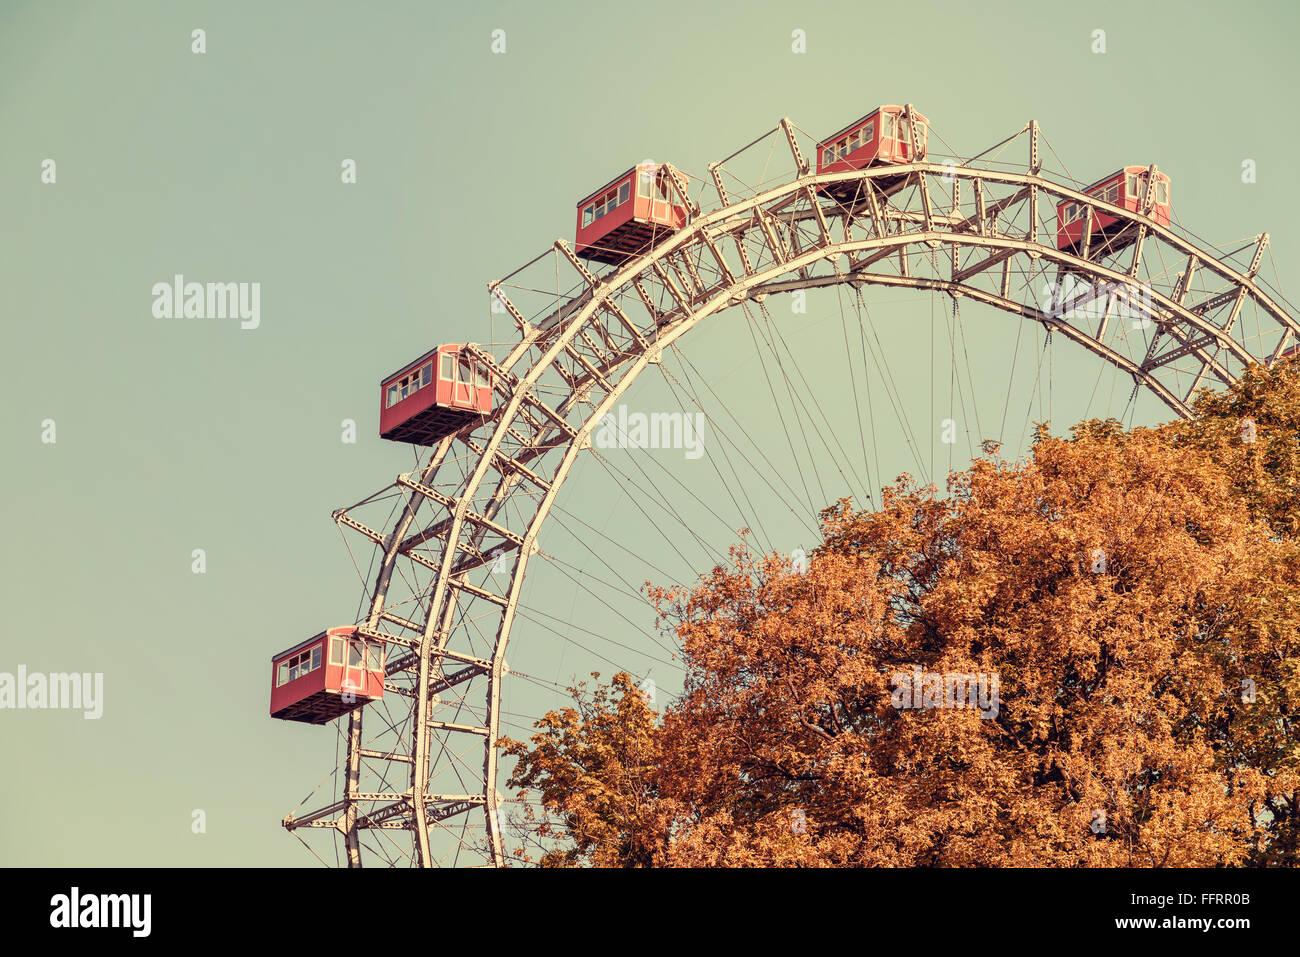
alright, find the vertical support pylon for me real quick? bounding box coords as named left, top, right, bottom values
left=1129, top=165, right=1159, bottom=278
left=410, top=621, right=435, bottom=867
left=483, top=666, right=505, bottom=867
left=905, top=104, right=934, bottom=233
left=1027, top=120, right=1040, bottom=247
left=708, top=162, right=730, bottom=207
left=344, top=709, right=362, bottom=866
left=663, top=164, right=699, bottom=217
left=780, top=117, right=809, bottom=176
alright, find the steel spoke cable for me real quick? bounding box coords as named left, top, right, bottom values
left=590, top=378, right=764, bottom=551
left=655, top=348, right=778, bottom=553
left=756, top=297, right=874, bottom=502
left=538, top=547, right=659, bottom=615
left=534, top=551, right=681, bottom=659
left=512, top=603, right=677, bottom=673
left=746, top=302, right=832, bottom=506
left=931, top=279, right=937, bottom=479
left=834, top=282, right=875, bottom=502
left=952, top=296, right=986, bottom=448
left=547, top=499, right=679, bottom=584
left=514, top=595, right=680, bottom=668
left=853, top=286, right=931, bottom=480
left=1017, top=326, right=1053, bottom=451
left=738, top=301, right=820, bottom=518
left=669, top=346, right=818, bottom=525
left=586, top=448, right=723, bottom=569
left=848, top=289, right=886, bottom=502
left=939, top=290, right=976, bottom=465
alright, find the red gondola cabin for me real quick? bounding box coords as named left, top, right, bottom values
left=575, top=163, right=691, bottom=266
left=379, top=344, right=493, bottom=446
left=1057, top=167, right=1171, bottom=254
left=817, top=105, right=929, bottom=203
left=270, top=626, right=386, bottom=724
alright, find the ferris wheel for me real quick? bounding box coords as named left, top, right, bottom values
left=269, top=104, right=1300, bottom=867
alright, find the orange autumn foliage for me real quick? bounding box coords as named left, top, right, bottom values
left=500, top=359, right=1300, bottom=866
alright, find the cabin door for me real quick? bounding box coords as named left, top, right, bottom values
left=453, top=358, right=475, bottom=408
left=343, top=638, right=369, bottom=702
left=651, top=174, right=669, bottom=222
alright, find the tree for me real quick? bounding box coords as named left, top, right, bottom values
left=501, top=673, right=664, bottom=867
left=499, top=361, right=1300, bottom=866
left=1175, top=354, right=1300, bottom=540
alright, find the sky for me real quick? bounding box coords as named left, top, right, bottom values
left=1, top=0, right=1297, bottom=866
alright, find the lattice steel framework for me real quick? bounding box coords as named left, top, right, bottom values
left=282, top=110, right=1300, bottom=867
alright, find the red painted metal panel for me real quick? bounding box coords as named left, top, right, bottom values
left=269, top=636, right=328, bottom=716
left=574, top=164, right=691, bottom=262
left=575, top=169, right=637, bottom=252
left=379, top=344, right=492, bottom=443
left=270, top=626, right=387, bottom=723
left=1055, top=167, right=1172, bottom=250
left=816, top=106, right=929, bottom=175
